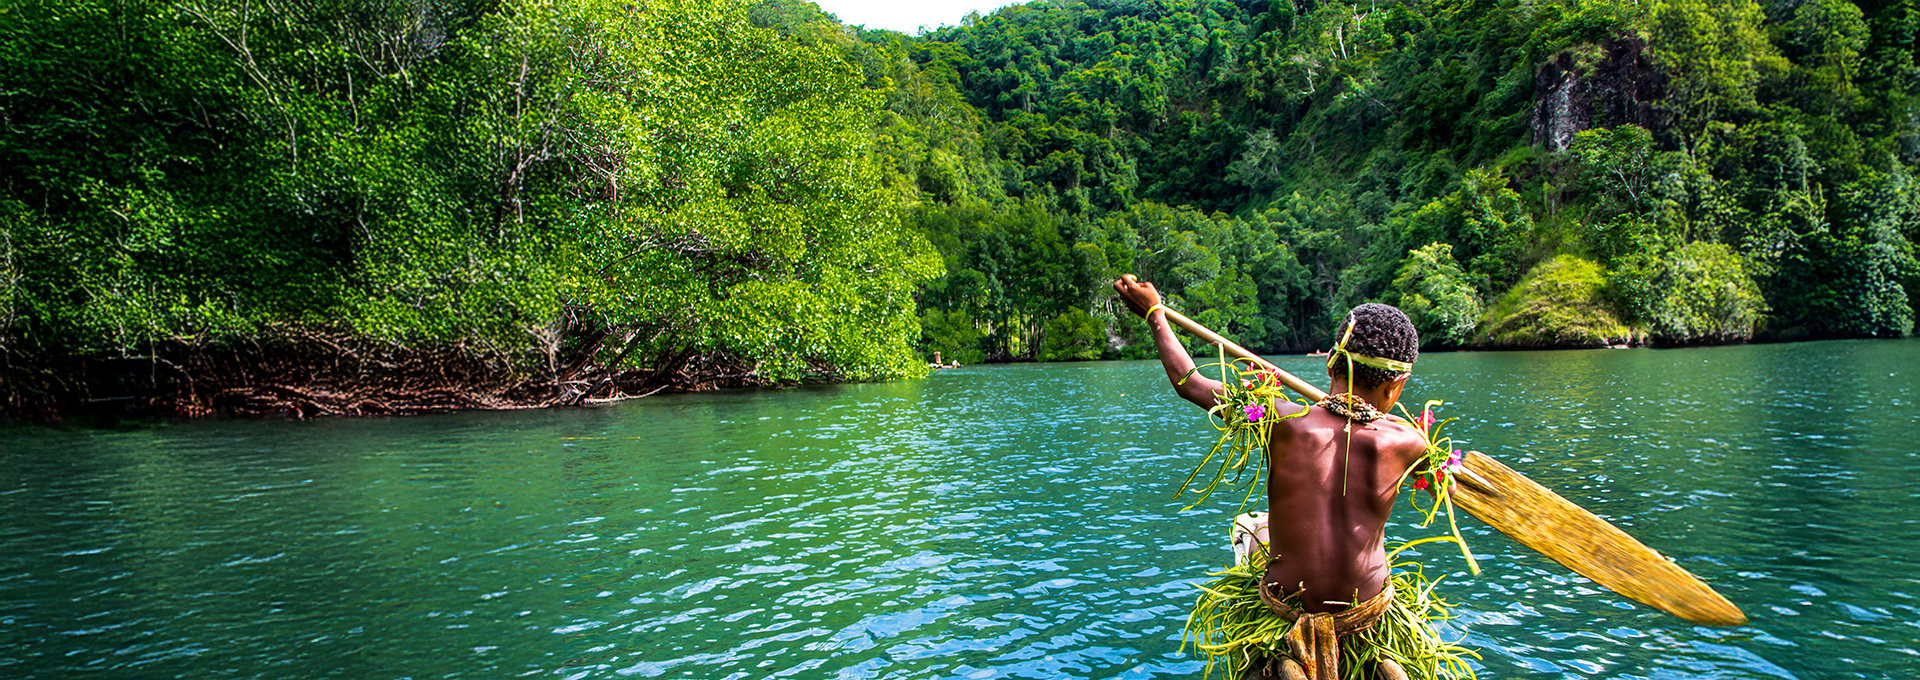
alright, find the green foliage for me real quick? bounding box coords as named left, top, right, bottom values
left=1614, top=242, right=1767, bottom=344
left=1782, top=0, right=1870, bottom=118
left=914, top=198, right=1094, bottom=360
left=921, top=307, right=986, bottom=365
left=1038, top=308, right=1107, bottom=361
left=1768, top=167, right=1920, bottom=337
left=1479, top=255, right=1632, bottom=347
left=1226, top=129, right=1286, bottom=193
left=549, top=0, right=942, bottom=382
left=10, top=0, right=1920, bottom=409
left=1395, top=168, right=1538, bottom=290
left=1566, top=125, right=1686, bottom=263
left=900, top=0, right=1918, bottom=354
left=0, top=0, right=940, bottom=388
left=1392, top=243, right=1482, bottom=347
left=0, top=204, right=19, bottom=334
left=1647, top=0, right=1785, bottom=148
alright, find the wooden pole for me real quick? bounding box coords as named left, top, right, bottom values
left=1160, top=308, right=1325, bottom=401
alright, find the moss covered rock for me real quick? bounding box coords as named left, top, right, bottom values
left=1477, top=255, right=1633, bottom=348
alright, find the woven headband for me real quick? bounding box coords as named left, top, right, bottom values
left=1326, top=319, right=1415, bottom=374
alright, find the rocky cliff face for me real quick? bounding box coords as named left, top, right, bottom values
left=1531, top=37, right=1671, bottom=151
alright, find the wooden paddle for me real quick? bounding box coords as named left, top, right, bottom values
left=1157, top=306, right=1748, bottom=626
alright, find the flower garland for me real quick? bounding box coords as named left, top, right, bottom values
left=1391, top=399, right=1481, bottom=576
left=1173, top=343, right=1311, bottom=510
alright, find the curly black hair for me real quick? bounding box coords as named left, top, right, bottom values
left=1331, top=303, right=1419, bottom=389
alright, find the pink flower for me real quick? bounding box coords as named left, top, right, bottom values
left=1243, top=404, right=1266, bottom=422
left=1445, top=449, right=1464, bottom=471
left=1416, top=410, right=1435, bottom=430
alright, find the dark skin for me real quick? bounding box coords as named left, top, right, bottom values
left=1115, top=275, right=1428, bottom=613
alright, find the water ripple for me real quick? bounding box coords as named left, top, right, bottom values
left=3, top=341, right=1918, bottom=678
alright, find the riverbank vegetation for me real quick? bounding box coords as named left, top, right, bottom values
left=1, top=0, right=936, bottom=416
left=2, top=0, right=1917, bottom=417
left=894, top=0, right=1919, bottom=360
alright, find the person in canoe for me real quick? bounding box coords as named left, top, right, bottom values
left=1113, top=274, right=1475, bottom=680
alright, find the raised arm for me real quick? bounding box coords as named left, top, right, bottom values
left=1113, top=275, right=1223, bottom=410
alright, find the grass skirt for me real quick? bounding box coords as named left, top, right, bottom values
left=1183, top=546, right=1478, bottom=680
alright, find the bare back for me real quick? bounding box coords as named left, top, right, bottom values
left=1262, top=400, right=1428, bottom=612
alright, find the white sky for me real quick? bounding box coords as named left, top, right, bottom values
left=809, top=0, right=1031, bottom=34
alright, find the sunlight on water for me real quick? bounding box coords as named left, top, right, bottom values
left=4, top=339, right=1918, bottom=678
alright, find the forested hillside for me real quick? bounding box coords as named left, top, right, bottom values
left=892, top=0, right=1920, bottom=362
left=2, top=0, right=1916, bottom=418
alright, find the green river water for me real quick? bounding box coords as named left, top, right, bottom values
left=3, top=340, right=1918, bottom=678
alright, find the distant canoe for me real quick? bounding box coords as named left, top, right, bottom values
left=1306, top=350, right=1329, bottom=357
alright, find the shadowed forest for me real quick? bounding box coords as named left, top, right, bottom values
left=2, top=0, right=1916, bottom=417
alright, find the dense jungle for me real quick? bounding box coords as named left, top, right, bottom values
left=2, top=0, right=1916, bottom=417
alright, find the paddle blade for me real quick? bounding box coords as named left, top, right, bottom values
left=1450, top=451, right=1748, bottom=626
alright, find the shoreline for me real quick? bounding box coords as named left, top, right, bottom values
left=5, top=335, right=1909, bottom=423
left=0, top=339, right=775, bottom=424
left=939, top=333, right=1914, bottom=366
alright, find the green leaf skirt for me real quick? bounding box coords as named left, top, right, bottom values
left=1183, top=545, right=1480, bottom=680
